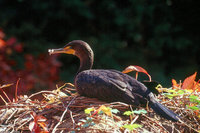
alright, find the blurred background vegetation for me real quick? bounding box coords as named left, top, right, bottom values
left=0, top=0, right=199, bottom=98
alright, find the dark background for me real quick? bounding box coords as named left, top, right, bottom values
left=0, top=0, right=199, bottom=93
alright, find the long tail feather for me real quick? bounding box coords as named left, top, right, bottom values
left=150, top=101, right=180, bottom=122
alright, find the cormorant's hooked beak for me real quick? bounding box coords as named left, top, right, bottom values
left=48, top=46, right=75, bottom=55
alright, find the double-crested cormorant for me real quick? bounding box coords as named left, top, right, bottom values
left=49, top=40, right=180, bottom=121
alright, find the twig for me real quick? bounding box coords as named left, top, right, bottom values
left=52, top=96, right=77, bottom=133
left=0, top=108, right=8, bottom=123
left=0, top=88, right=11, bottom=103
left=24, top=90, right=59, bottom=101
left=16, top=117, right=32, bottom=131
left=124, top=115, right=139, bottom=133
left=0, top=104, right=46, bottom=109
left=56, top=83, right=67, bottom=90
left=131, top=115, right=139, bottom=124
left=63, top=89, right=74, bottom=96
left=70, top=110, right=75, bottom=129
left=64, top=88, right=76, bottom=91
left=15, top=78, right=20, bottom=101
left=142, top=114, right=169, bottom=133
left=179, top=119, right=199, bottom=133
left=0, top=94, right=7, bottom=105
left=4, top=108, right=30, bottom=132
left=5, top=108, right=18, bottom=124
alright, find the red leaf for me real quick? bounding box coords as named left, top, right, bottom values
left=0, top=39, right=6, bottom=48
left=193, top=80, right=200, bottom=92
left=29, top=121, right=41, bottom=133
left=172, top=79, right=179, bottom=89
left=122, top=65, right=151, bottom=81
left=29, top=112, right=48, bottom=133
left=14, top=43, right=23, bottom=53
left=38, top=122, right=48, bottom=133
left=6, top=37, right=16, bottom=46
left=182, top=72, right=197, bottom=90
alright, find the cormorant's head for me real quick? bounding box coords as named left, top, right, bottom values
left=49, top=40, right=94, bottom=73
left=48, top=40, right=93, bottom=59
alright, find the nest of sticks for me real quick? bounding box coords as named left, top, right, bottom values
left=0, top=83, right=199, bottom=133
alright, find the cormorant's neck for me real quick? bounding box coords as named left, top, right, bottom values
left=76, top=49, right=94, bottom=74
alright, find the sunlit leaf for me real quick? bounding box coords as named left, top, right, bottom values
left=189, top=95, right=200, bottom=104
left=123, top=111, right=133, bottom=116
left=177, top=90, right=185, bottom=95
left=29, top=112, right=48, bottom=132
left=122, top=65, right=151, bottom=81
left=133, top=109, right=147, bottom=114
left=182, top=72, right=197, bottom=90
left=98, top=105, right=112, bottom=116
left=82, top=123, right=90, bottom=128
left=185, top=89, right=194, bottom=93
left=84, top=108, right=94, bottom=114
left=172, top=79, right=180, bottom=89
left=162, top=93, right=178, bottom=99
left=29, top=121, right=41, bottom=133
left=166, top=89, right=177, bottom=93
left=123, top=124, right=142, bottom=131
left=187, top=105, right=199, bottom=111
left=190, top=95, right=198, bottom=101
left=155, top=84, right=164, bottom=93
left=111, top=108, right=120, bottom=114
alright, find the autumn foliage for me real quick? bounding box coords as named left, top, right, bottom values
left=122, top=65, right=152, bottom=81
left=172, top=72, right=200, bottom=92
left=0, top=29, right=61, bottom=103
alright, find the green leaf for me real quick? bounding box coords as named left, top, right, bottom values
left=98, top=110, right=104, bottom=115
left=123, top=111, right=133, bottom=116
left=187, top=105, right=200, bottom=111
left=99, top=105, right=112, bottom=116
left=133, top=109, right=147, bottom=114
left=163, top=93, right=178, bottom=99
left=111, top=108, right=120, bottom=114
left=90, top=122, right=95, bottom=126
left=84, top=108, right=94, bottom=114
left=189, top=95, right=198, bottom=100
left=86, top=117, right=93, bottom=122
left=123, top=124, right=142, bottom=131
left=167, top=89, right=177, bottom=93
left=177, top=90, right=185, bottom=95
left=82, top=123, right=90, bottom=128
left=189, top=95, right=200, bottom=104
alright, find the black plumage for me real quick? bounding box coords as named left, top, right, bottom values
left=49, top=40, right=180, bottom=122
